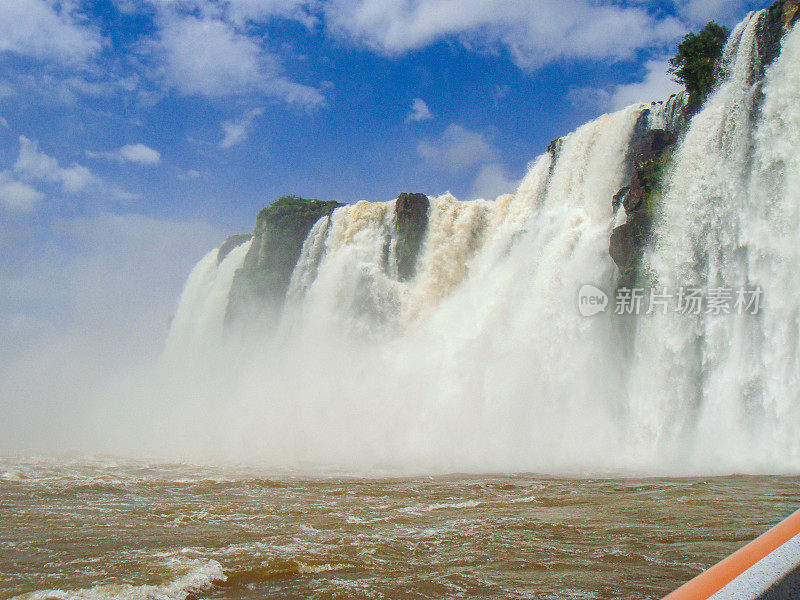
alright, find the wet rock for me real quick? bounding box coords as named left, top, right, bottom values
left=610, top=212, right=651, bottom=273
left=612, top=187, right=630, bottom=213
left=629, top=129, right=674, bottom=169
left=757, top=1, right=799, bottom=74
left=226, top=196, right=343, bottom=324
left=546, top=138, right=562, bottom=158
left=216, top=234, right=252, bottom=264
left=785, top=0, right=800, bottom=29
left=394, top=193, right=430, bottom=281
left=610, top=124, right=677, bottom=285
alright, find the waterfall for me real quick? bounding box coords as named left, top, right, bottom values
left=164, top=239, right=251, bottom=359
left=162, top=8, right=800, bottom=474
left=748, top=16, right=800, bottom=466
left=164, top=106, right=645, bottom=471
left=286, top=216, right=332, bottom=305
left=646, top=91, right=687, bottom=134
left=627, top=10, right=800, bottom=472
left=290, top=200, right=402, bottom=336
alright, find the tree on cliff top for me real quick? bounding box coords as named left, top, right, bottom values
left=669, top=21, right=729, bottom=109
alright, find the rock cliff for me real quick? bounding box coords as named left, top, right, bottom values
left=225, top=196, right=343, bottom=324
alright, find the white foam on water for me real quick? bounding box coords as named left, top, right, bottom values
left=9, top=558, right=225, bottom=600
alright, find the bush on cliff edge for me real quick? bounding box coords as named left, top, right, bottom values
left=669, top=21, right=729, bottom=110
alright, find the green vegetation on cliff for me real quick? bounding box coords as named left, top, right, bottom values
left=618, top=149, right=675, bottom=288
left=669, top=21, right=729, bottom=110
left=256, top=196, right=342, bottom=231
left=770, top=0, right=800, bottom=31
left=771, top=0, right=787, bottom=20
left=640, top=149, right=674, bottom=215
left=225, top=195, right=343, bottom=323
left=610, top=124, right=677, bottom=290
left=252, top=195, right=343, bottom=286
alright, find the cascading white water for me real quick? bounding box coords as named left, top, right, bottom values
left=163, top=106, right=644, bottom=472
left=646, top=91, right=687, bottom=133
left=161, top=8, right=800, bottom=474
left=286, top=216, right=332, bottom=306
left=746, top=19, right=800, bottom=465
left=290, top=200, right=402, bottom=336
left=627, top=10, right=800, bottom=472
left=164, top=239, right=251, bottom=360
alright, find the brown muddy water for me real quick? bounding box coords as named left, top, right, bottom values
left=1, top=457, right=799, bottom=600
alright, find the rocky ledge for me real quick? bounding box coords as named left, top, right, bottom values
left=223, top=192, right=431, bottom=325
left=394, top=192, right=430, bottom=281
left=225, top=196, right=343, bottom=323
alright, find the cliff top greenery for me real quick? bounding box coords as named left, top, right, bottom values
left=669, top=21, right=729, bottom=109
left=256, top=195, right=342, bottom=229
left=771, top=0, right=791, bottom=19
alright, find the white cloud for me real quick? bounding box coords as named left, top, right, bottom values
left=674, top=0, right=756, bottom=24
left=418, top=124, right=498, bottom=173
left=224, top=0, right=319, bottom=26
left=220, top=122, right=248, bottom=148
left=566, top=86, right=611, bottom=110
left=0, top=171, right=45, bottom=212
left=157, top=13, right=260, bottom=96
left=471, top=162, right=519, bottom=200
left=406, top=98, right=433, bottom=123
left=220, top=107, right=265, bottom=148
left=178, top=169, right=202, bottom=181
left=569, top=59, right=683, bottom=112
left=154, top=11, right=323, bottom=106
left=132, top=0, right=318, bottom=25
left=0, top=70, right=145, bottom=108
left=607, top=59, right=683, bottom=110
left=14, top=136, right=98, bottom=193
left=0, top=0, right=103, bottom=64
left=417, top=122, right=517, bottom=201
left=88, top=143, right=162, bottom=165
left=0, top=115, right=7, bottom=128
left=324, top=0, right=686, bottom=70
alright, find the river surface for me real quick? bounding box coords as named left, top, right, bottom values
left=2, top=457, right=799, bottom=600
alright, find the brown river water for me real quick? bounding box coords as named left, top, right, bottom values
left=2, top=457, right=799, bottom=600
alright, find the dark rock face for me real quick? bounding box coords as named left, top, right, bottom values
left=758, top=2, right=789, bottom=73
left=760, top=6, right=784, bottom=67
left=226, top=196, right=343, bottom=324
left=611, top=119, right=678, bottom=287
left=765, top=1, right=800, bottom=64
left=216, top=234, right=252, bottom=264
left=612, top=187, right=630, bottom=213
left=629, top=129, right=675, bottom=169
left=610, top=211, right=650, bottom=274
left=394, top=193, right=430, bottom=281
left=785, top=0, right=800, bottom=29
left=609, top=2, right=799, bottom=288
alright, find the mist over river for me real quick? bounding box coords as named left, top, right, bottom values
left=1, top=457, right=799, bottom=600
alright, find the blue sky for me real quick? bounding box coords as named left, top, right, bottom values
left=0, top=0, right=767, bottom=363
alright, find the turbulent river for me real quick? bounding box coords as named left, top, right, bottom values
left=2, top=457, right=800, bottom=600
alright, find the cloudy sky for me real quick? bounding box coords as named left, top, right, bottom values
left=0, top=0, right=766, bottom=376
